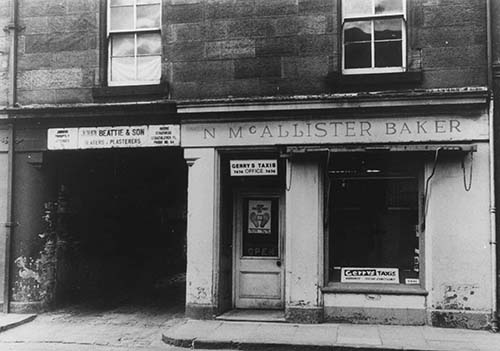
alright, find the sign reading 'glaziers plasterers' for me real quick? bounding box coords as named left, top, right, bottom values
left=47, top=125, right=180, bottom=150
left=230, top=160, right=278, bottom=176
left=341, top=267, right=399, bottom=284
left=182, top=115, right=488, bottom=147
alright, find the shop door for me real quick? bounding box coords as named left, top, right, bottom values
left=234, top=191, right=284, bottom=309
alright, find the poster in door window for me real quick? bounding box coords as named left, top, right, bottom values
left=248, top=200, right=272, bottom=234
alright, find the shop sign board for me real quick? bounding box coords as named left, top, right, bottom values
left=341, top=267, right=399, bottom=283
left=182, top=115, right=489, bottom=147
left=47, top=124, right=180, bottom=150
left=230, top=160, right=278, bottom=176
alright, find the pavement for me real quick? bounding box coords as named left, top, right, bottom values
left=163, top=319, right=500, bottom=351
left=0, top=313, right=36, bottom=333
left=0, top=295, right=188, bottom=351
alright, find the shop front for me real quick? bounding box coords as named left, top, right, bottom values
left=180, top=92, right=494, bottom=328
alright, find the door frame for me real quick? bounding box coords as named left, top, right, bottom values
left=232, top=188, right=285, bottom=309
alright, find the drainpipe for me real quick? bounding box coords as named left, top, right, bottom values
left=3, top=125, right=14, bottom=314
left=486, top=0, right=498, bottom=332
left=3, top=0, right=19, bottom=313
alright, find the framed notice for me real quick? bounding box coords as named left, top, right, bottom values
left=243, top=198, right=279, bottom=257
left=248, top=200, right=272, bottom=234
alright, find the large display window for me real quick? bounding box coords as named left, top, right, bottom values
left=328, top=153, right=422, bottom=285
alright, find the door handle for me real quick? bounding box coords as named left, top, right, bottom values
left=276, top=260, right=282, bottom=267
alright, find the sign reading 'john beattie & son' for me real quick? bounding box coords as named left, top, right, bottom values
left=47, top=124, right=180, bottom=150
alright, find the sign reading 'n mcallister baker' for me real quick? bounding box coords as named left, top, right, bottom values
left=182, top=115, right=488, bottom=147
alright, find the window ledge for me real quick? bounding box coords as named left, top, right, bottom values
left=322, top=283, right=428, bottom=296
left=327, top=71, right=423, bottom=92
left=92, top=83, right=169, bottom=102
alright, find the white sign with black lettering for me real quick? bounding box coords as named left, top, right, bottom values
left=341, top=267, right=399, bottom=284
left=230, top=160, right=278, bottom=176
left=47, top=124, right=180, bottom=150
left=47, top=128, right=79, bottom=150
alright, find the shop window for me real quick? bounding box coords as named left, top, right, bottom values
left=342, top=0, right=406, bottom=75
left=107, top=0, right=162, bottom=86
left=328, top=153, right=421, bottom=285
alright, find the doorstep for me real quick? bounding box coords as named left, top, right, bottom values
left=163, top=319, right=500, bottom=351
left=215, top=309, right=286, bottom=323
left=0, top=313, right=36, bottom=332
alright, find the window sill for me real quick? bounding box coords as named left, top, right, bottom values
left=92, top=82, right=169, bottom=102
left=322, top=283, right=428, bottom=296
left=327, top=70, right=423, bottom=92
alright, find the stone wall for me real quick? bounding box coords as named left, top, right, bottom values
left=167, top=0, right=488, bottom=99
left=12, top=0, right=489, bottom=104
left=16, top=0, right=99, bottom=105
left=0, top=0, right=10, bottom=107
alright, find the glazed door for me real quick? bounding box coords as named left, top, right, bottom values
left=234, top=192, right=284, bottom=309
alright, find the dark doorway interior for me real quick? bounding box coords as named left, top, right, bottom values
left=48, top=148, right=187, bottom=307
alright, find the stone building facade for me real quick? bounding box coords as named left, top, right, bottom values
left=0, top=0, right=498, bottom=330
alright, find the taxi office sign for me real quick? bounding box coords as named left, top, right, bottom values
left=48, top=124, right=180, bottom=150
left=341, top=267, right=399, bottom=284
left=230, top=160, right=278, bottom=176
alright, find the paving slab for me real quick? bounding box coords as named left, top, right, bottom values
left=0, top=313, right=36, bottom=332
left=337, top=324, right=381, bottom=346
left=162, top=319, right=500, bottom=351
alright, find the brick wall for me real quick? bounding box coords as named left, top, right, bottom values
left=16, top=0, right=99, bottom=105
left=12, top=0, right=489, bottom=104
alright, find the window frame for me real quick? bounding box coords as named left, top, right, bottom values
left=326, top=152, right=424, bottom=287
left=341, top=0, right=407, bottom=75
left=107, top=0, right=162, bottom=87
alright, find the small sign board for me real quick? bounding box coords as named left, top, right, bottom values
left=47, top=124, right=180, bottom=150
left=47, top=128, right=79, bottom=150
left=405, top=278, right=420, bottom=285
left=341, top=267, right=399, bottom=284
left=230, top=160, right=278, bottom=176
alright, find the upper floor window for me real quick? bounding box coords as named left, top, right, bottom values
left=342, top=0, right=406, bottom=75
left=108, top=0, right=162, bottom=86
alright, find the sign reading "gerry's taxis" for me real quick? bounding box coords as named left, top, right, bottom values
left=230, top=160, right=278, bottom=176
left=181, top=115, right=488, bottom=147
left=341, top=267, right=399, bottom=284
left=48, top=124, right=180, bottom=150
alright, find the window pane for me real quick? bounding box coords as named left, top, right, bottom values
left=111, top=57, right=135, bottom=82
left=137, top=4, right=161, bottom=29
left=110, top=6, right=134, bottom=31
left=328, top=154, right=419, bottom=284
left=375, top=19, right=402, bottom=40
left=344, top=21, right=371, bottom=42
left=345, top=42, right=371, bottom=68
left=110, top=0, right=133, bottom=6
left=242, top=199, right=279, bottom=257
left=137, top=33, right=161, bottom=55
left=137, top=0, right=160, bottom=4
left=111, top=34, right=134, bottom=57
left=137, top=56, right=161, bottom=81
left=342, top=0, right=372, bottom=17
left=375, top=0, right=403, bottom=14
left=375, top=40, right=402, bottom=67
